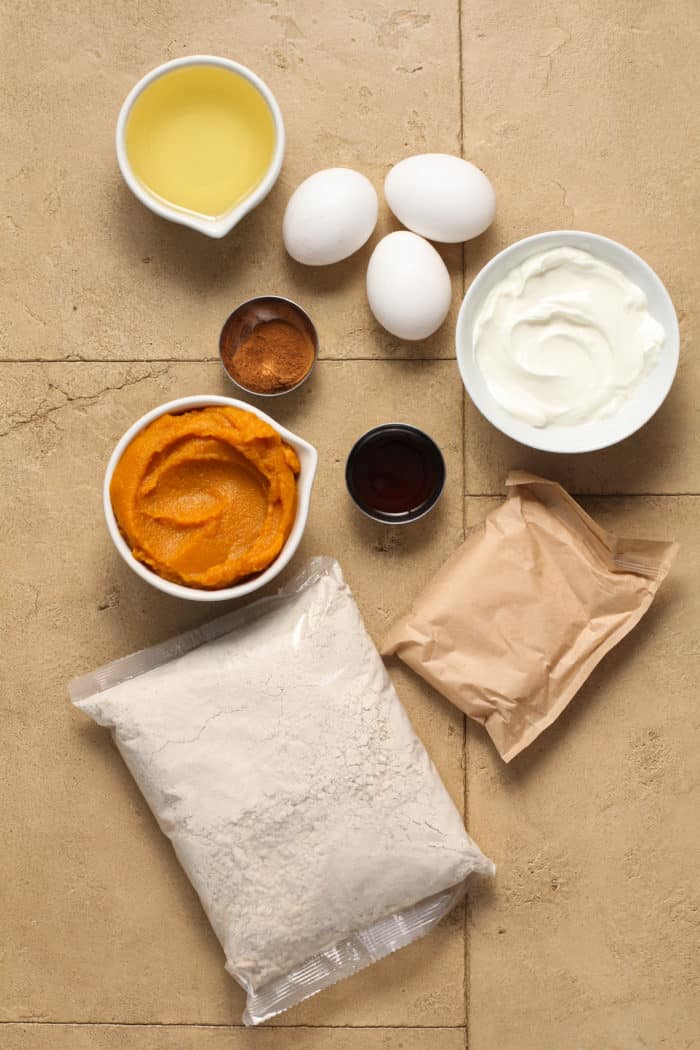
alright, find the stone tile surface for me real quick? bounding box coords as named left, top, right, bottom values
left=2, top=0, right=699, bottom=1044
left=461, top=0, right=700, bottom=495
left=2, top=0, right=461, bottom=362
left=464, top=495, right=700, bottom=1050
left=0, top=360, right=467, bottom=1027
left=0, top=1028, right=465, bottom=1050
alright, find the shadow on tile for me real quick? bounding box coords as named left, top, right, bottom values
left=351, top=497, right=449, bottom=545
left=108, top=179, right=289, bottom=293
left=464, top=221, right=503, bottom=270
left=465, top=870, right=499, bottom=923
left=281, top=238, right=374, bottom=294
left=94, top=546, right=247, bottom=656
left=465, top=381, right=688, bottom=495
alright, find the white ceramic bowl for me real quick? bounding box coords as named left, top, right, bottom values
left=456, top=230, right=679, bottom=453
left=116, top=55, right=285, bottom=239
left=104, top=396, right=317, bottom=602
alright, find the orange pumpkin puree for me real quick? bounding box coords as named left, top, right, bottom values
left=110, top=406, right=300, bottom=589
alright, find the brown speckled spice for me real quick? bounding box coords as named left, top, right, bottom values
left=224, top=319, right=315, bottom=393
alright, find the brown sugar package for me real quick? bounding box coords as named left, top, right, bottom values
left=382, top=473, right=678, bottom=763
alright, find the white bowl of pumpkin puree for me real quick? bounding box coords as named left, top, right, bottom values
left=104, top=396, right=317, bottom=601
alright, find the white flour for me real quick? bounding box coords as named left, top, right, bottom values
left=72, top=559, right=493, bottom=1022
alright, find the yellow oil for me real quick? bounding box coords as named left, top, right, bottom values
left=126, top=65, right=276, bottom=219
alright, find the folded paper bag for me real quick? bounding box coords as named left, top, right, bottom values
left=381, top=473, right=678, bottom=763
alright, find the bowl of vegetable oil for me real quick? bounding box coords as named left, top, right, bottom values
left=116, top=56, right=285, bottom=239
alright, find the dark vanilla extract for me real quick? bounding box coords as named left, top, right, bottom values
left=346, top=426, right=445, bottom=522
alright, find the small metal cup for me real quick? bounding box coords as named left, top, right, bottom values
left=219, top=295, right=318, bottom=397
left=345, top=423, right=446, bottom=525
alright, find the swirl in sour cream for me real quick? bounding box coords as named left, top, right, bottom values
left=474, top=247, right=664, bottom=427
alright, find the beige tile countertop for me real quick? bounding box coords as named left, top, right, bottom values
left=2, top=2, right=698, bottom=1048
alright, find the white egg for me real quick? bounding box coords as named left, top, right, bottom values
left=385, top=154, right=495, bottom=243
left=366, top=231, right=452, bottom=341
left=283, top=168, right=378, bottom=266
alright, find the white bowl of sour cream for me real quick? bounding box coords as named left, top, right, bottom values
left=456, top=231, right=679, bottom=453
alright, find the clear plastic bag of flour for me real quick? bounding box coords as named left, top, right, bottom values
left=70, top=558, right=494, bottom=1025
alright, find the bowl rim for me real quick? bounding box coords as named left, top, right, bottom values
left=218, top=294, right=319, bottom=398
left=103, top=395, right=318, bottom=602
left=345, top=422, right=446, bottom=525
left=115, top=55, right=286, bottom=239
left=456, top=229, right=680, bottom=454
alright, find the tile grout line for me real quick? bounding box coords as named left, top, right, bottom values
left=0, top=356, right=460, bottom=364
left=465, top=492, right=700, bottom=499
left=457, top=0, right=471, bottom=1047
left=0, top=1022, right=467, bottom=1030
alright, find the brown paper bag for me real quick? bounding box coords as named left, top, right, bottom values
left=381, top=473, right=678, bottom=762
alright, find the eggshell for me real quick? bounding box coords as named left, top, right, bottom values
left=385, top=154, right=495, bottom=243
left=366, top=231, right=452, bottom=341
left=283, top=168, right=378, bottom=266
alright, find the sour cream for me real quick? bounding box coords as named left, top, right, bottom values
left=473, top=247, right=665, bottom=427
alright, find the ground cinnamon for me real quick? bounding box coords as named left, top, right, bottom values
left=225, top=320, right=315, bottom=393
